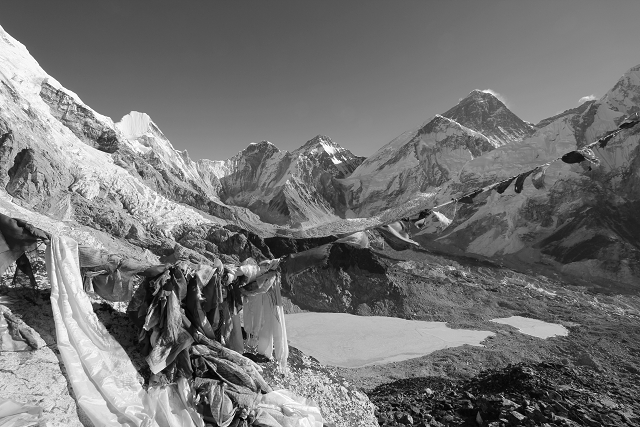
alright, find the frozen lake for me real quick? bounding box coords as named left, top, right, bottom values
left=284, top=312, right=494, bottom=368
left=491, top=316, right=569, bottom=338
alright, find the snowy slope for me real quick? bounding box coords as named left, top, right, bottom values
left=442, top=89, right=535, bottom=146
left=0, top=24, right=270, bottom=239
left=344, top=90, right=527, bottom=215
left=422, top=66, right=640, bottom=287
left=198, top=136, right=363, bottom=227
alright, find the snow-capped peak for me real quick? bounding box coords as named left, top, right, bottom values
left=116, top=111, right=160, bottom=140
left=442, top=89, right=534, bottom=146
left=601, top=64, right=640, bottom=114
left=293, top=135, right=362, bottom=175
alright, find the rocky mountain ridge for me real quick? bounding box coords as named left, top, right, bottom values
left=3, top=22, right=640, bottom=427
left=342, top=90, right=534, bottom=216
left=203, top=135, right=363, bottom=227
left=421, top=65, right=640, bottom=289
left=2, top=21, right=640, bottom=288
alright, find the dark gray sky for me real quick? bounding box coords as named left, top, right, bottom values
left=2, top=1, right=639, bottom=160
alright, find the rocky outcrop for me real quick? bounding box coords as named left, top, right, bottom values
left=262, top=347, right=378, bottom=427
left=369, top=362, right=640, bottom=427
left=282, top=243, right=406, bottom=315
left=40, top=82, right=121, bottom=153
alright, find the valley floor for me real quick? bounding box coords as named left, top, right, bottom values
left=331, top=247, right=640, bottom=426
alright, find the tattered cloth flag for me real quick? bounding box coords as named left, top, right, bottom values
left=474, top=182, right=500, bottom=204
left=531, top=165, right=548, bottom=190
left=378, top=221, right=420, bottom=248
left=579, top=147, right=599, bottom=167
left=458, top=189, right=484, bottom=204
left=599, top=131, right=618, bottom=149
left=409, top=209, right=432, bottom=228
left=495, top=176, right=517, bottom=194
left=432, top=211, right=452, bottom=229
left=0, top=213, right=49, bottom=277
left=514, top=169, right=535, bottom=194
left=562, top=147, right=599, bottom=167
left=619, top=113, right=640, bottom=129
left=78, top=246, right=158, bottom=302
left=561, top=151, right=585, bottom=164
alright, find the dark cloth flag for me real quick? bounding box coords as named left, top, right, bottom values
left=561, top=151, right=586, bottom=164
left=495, top=177, right=516, bottom=194
left=514, top=170, right=535, bottom=194
left=458, top=189, right=483, bottom=204
left=0, top=213, right=48, bottom=277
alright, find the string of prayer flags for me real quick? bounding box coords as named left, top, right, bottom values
left=403, top=113, right=640, bottom=233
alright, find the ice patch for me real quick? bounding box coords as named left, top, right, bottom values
left=285, top=313, right=494, bottom=368
left=491, top=316, right=568, bottom=338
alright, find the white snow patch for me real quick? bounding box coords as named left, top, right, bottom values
left=285, top=312, right=493, bottom=368
left=116, top=111, right=153, bottom=139
left=578, top=94, right=597, bottom=105
left=492, top=316, right=568, bottom=338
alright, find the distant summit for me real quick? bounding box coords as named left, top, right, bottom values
left=294, top=135, right=364, bottom=178
left=442, top=90, right=535, bottom=146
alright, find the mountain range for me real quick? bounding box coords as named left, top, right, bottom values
left=1, top=22, right=639, bottom=290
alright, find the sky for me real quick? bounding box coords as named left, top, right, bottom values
left=2, top=1, right=639, bottom=161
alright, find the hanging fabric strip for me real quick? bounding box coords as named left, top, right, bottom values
left=0, top=214, right=47, bottom=277
left=561, top=151, right=586, bottom=164
left=379, top=222, right=420, bottom=247
left=495, top=177, right=517, bottom=194
left=514, top=169, right=535, bottom=194
left=598, top=131, right=618, bottom=149
left=619, top=113, right=640, bottom=129
left=13, top=253, right=38, bottom=289
left=530, top=165, right=548, bottom=190
left=272, top=275, right=289, bottom=371
left=577, top=147, right=600, bottom=166
left=458, top=189, right=483, bottom=204
left=46, top=235, right=148, bottom=427
left=46, top=235, right=204, bottom=427
left=432, top=211, right=452, bottom=229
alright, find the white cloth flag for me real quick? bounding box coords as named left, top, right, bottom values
left=46, top=235, right=202, bottom=427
